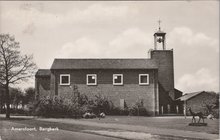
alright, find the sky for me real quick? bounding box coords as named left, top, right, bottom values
left=0, top=1, right=219, bottom=93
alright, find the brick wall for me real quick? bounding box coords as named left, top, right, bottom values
left=150, top=50, right=175, bottom=100
left=35, top=76, right=51, bottom=99
left=53, top=69, right=155, bottom=85
left=51, top=69, right=158, bottom=115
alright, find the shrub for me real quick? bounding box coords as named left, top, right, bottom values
left=10, top=108, right=29, bottom=116
left=129, top=106, right=148, bottom=116
left=129, top=100, right=149, bottom=116
left=32, top=95, right=82, bottom=118
left=92, top=94, right=112, bottom=114
left=109, top=107, right=129, bottom=116
left=203, top=98, right=219, bottom=118
left=31, top=92, right=151, bottom=117
left=212, top=108, right=219, bottom=118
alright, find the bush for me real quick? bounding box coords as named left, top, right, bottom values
left=10, top=108, right=29, bottom=116
left=92, top=94, right=113, bottom=115
left=203, top=99, right=219, bottom=118
left=32, top=95, right=83, bottom=118
left=129, top=100, right=149, bottom=116
left=212, top=108, right=219, bottom=118
left=129, top=106, right=148, bottom=116
left=109, top=107, right=129, bottom=116
left=30, top=92, right=151, bottom=118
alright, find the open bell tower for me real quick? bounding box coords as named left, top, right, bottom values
left=154, top=20, right=166, bottom=50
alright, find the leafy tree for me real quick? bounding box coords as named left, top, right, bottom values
left=0, top=34, right=36, bottom=118
left=0, top=85, right=5, bottom=113
left=23, top=87, right=35, bottom=105
left=10, top=88, right=24, bottom=109
left=214, top=94, right=219, bottom=109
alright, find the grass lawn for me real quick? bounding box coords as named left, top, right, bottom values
left=1, top=115, right=218, bottom=136
left=1, top=116, right=207, bottom=140
left=81, top=116, right=219, bottom=134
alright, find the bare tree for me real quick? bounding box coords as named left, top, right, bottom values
left=0, top=34, right=36, bottom=118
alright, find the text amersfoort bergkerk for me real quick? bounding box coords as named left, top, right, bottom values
left=11, top=127, right=59, bottom=132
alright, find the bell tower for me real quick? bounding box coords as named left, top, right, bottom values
left=150, top=21, right=175, bottom=100
left=154, top=20, right=166, bottom=50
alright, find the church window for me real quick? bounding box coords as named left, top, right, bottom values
left=139, top=74, right=149, bottom=85
left=87, top=74, right=97, bottom=85
left=60, top=74, right=70, bottom=85
left=113, top=74, right=123, bottom=85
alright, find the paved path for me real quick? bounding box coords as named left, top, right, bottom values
left=38, top=118, right=219, bottom=140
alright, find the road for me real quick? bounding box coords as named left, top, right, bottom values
left=0, top=120, right=122, bottom=140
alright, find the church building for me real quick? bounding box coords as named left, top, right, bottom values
left=35, top=26, right=183, bottom=116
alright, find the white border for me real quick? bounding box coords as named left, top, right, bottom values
left=139, top=74, right=149, bottom=85
left=113, top=74, right=123, bottom=85
left=60, top=74, right=70, bottom=85
left=87, top=74, right=97, bottom=85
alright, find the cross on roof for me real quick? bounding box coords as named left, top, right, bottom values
left=158, top=19, right=161, bottom=30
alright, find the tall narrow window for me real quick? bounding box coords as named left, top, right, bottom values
left=113, top=74, right=123, bottom=85
left=139, top=74, right=149, bottom=85
left=60, top=74, right=70, bottom=85
left=87, top=74, right=97, bottom=85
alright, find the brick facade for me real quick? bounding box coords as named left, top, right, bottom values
left=35, top=50, right=182, bottom=116
left=35, top=76, right=51, bottom=100
left=150, top=50, right=175, bottom=100
left=49, top=69, right=159, bottom=115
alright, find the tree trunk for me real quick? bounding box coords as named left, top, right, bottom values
left=5, top=84, right=10, bottom=119
left=0, top=103, right=2, bottom=114
left=0, top=93, right=3, bottom=113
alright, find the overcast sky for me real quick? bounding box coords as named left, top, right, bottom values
left=0, top=1, right=219, bottom=93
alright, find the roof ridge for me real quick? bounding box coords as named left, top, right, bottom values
left=51, top=58, right=158, bottom=70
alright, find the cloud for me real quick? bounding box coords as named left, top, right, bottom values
left=168, top=27, right=219, bottom=52
left=110, top=28, right=152, bottom=48
left=1, top=3, right=138, bottom=34
left=176, top=68, right=219, bottom=93
left=57, top=37, right=104, bottom=58
left=2, top=5, right=62, bottom=29
left=108, top=28, right=153, bottom=57
left=64, top=4, right=136, bottom=23
left=57, top=28, right=153, bottom=58
left=22, top=22, right=36, bottom=35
